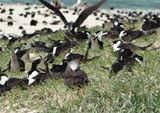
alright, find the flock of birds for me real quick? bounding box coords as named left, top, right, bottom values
left=0, top=0, right=160, bottom=94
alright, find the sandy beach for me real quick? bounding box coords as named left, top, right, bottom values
left=0, top=3, right=106, bottom=36
left=0, top=3, right=160, bottom=37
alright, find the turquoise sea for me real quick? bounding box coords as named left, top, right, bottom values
left=0, top=0, right=160, bottom=10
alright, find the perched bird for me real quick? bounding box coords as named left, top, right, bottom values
left=30, top=19, right=38, bottom=26
left=6, top=35, right=21, bottom=46
left=0, top=69, right=53, bottom=92
left=106, top=40, right=154, bottom=53
left=27, top=69, right=42, bottom=86
left=65, top=50, right=100, bottom=63
left=152, top=14, right=160, bottom=25
left=2, top=52, right=25, bottom=73
left=27, top=68, right=58, bottom=86
left=29, top=56, right=49, bottom=73
left=64, top=61, right=90, bottom=88
left=0, top=73, right=28, bottom=90
left=119, top=28, right=144, bottom=42
left=19, top=26, right=23, bottom=29
left=117, top=49, right=143, bottom=64
left=14, top=47, right=30, bottom=60
left=31, top=11, right=36, bottom=18
left=102, top=52, right=143, bottom=78
left=141, top=18, right=160, bottom=35
left=8, top=21, right=13, bottom=26
left=31, top=42, right=71, bottom=57
left=87, top=32, right=103, bottom=51
left=103, top=22, right=125, bottom=39
left=108, top=60, right=133, bottom=78
left=1, top=9, right=6, bottom=13
left=64, top=30, right=90, bottom=41
left=50, top=59, right=69, bottom=75
left=65, top=50, right=88, bottom=62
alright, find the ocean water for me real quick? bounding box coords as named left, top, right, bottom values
left=0, top=0, right=160, bottom=10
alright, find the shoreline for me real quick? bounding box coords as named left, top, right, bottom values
left=0, top=3, right=160, bottom=37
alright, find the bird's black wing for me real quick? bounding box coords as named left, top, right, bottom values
left=88, top=41, right=91, bottom=49
left=72, top=0, right=107, bottom=28
left=98, top=39, right=104, bottom=49
left=39, top=0, right=69, bottom=25
left=18, top=58, right=25, bottom=72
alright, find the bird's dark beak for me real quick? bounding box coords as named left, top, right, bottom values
left=106, top=44, right=112, bottom=47
left=93, top=37, right=96, bottom=41
left=10, top=51, right=15, bottom=58
left=39, top=55, right=43, bottom=59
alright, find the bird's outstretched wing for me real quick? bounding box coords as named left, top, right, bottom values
left=72, top=0, right=107, bottom=28
left=39, top=0, right=69, bottom=25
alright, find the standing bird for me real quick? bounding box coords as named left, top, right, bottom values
left=87, top=32, right=103, bottom=51
left=64, top=61, right=90, bottom=88
left=29, top=56, right=49, bottom=73
left=31, top=11, right=36, bottom=18
left=14, top=47, right=30, bottom=60
left=2, top=52, right=25, bottom=73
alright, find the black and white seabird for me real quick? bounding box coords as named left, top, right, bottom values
left=65, top=30, right=90, bottom=41
left=50, top=59, right=69, bottom=75
left=6, top=35, right=21, bottom=46
left=2, top=52, right=25, bottom=73
left=107, top=40, right=154, bottom=53
left=103, top=22, right=125, bottom=39
left=30, top=56, right=49, bottom=73
left=141, top=18, right=160, bottom=35
left=117, top=49, right=143, bottom=64
left=65, top=50, right=100, bottom=63
left=27, top=69, right=42, bottom=86
left=102, top=52, right=143, bottom=78
left=39, top=0, right=107, bottom=32
left=0, top=73, right=28, bottom=90
left=107, top=60, right=133, bottom=78
left=152, top=14, right=160, bottom=25
left=64, top=50, right=88, bottom=62
left=31, top=43, right=70, bottom=57
left=27, top=68, right=57, bottom=86
left=64, top=61, right=90, bottom=88
left=14, top=47, right=30, bottom=60
left=119, top=28, right=144, bottom=42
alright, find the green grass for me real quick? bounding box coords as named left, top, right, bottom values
left=0, top=20, right=160, bottom=112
